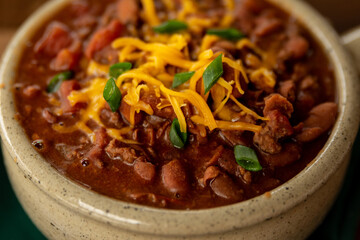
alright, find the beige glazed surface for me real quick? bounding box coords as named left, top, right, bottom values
left=0, top=0, right=360, bottom=239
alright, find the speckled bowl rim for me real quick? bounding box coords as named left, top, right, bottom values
left=0, top=0, right=359, bottom=237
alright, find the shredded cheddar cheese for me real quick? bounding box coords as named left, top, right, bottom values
left=236, top=39, right=265, bottom=57
left=199, top=35, right=219, bottom=54
left=141, top=0, right=160, bottom=26
left=213, top=78, right=233, bottom=115
left=56, top=78, right=140, bottom=143
left=177, top=0, right=197, bottom=20
left=161, top=0, right=175, bottom=11
left=187, top=17, right=214, bottom=33
left=223, top=57, right=249, bottom=84
left=220, top=0, right=235, bottom=27
left=250, top=68, right=276, bottom=89
left=50, top=0, right=280, bottom=144
left=191, top=115, right=261, bottom=133
left=87, top=61, right=110, bottom=77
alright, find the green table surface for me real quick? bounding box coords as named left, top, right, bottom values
left=0, top=132, right=359, bottom=239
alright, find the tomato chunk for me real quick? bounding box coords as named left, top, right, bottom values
left=34, top=22, right=73, bottom=57
left=85, top=20, right=124, bottom=59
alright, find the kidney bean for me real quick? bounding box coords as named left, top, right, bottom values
left=210, top=174, right=242, bottom=201
left=161, top=160, right=189, bottom=195
left=134, top=160, right=156, bottom=182
left=296, top=102, right=337, bottom=142
left=260, top=142, right=301, bottom=167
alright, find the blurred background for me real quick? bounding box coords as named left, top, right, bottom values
left=0, top=0, right=359, bottom=239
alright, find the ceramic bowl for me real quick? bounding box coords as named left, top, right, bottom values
left=1, top=0, right=359, bottom=239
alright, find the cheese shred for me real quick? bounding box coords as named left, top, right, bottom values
left=51, top=0, right=276, bottom=144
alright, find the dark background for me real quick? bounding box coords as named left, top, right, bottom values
left=0, top=0, right=359, bottom=239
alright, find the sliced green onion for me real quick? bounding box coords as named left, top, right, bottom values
left=153, top=20, right=188, bottom=34
left=203, top=54, right=223, bottom=94
left=109, top=62, right=132, bottom=79
left=172, top=71, right=195, bottom=89
left=103, top=78, right=122, bottom=112
left=47, top=71, right=73, bottom=93
left=234, top=145, right=262, bottom=172
left=206, top=28, right=245, bottom=41
left=169, top=118, right=188, bottom=149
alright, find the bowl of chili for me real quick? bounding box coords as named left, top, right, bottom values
left=0, top=0, right=359, bottom=239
